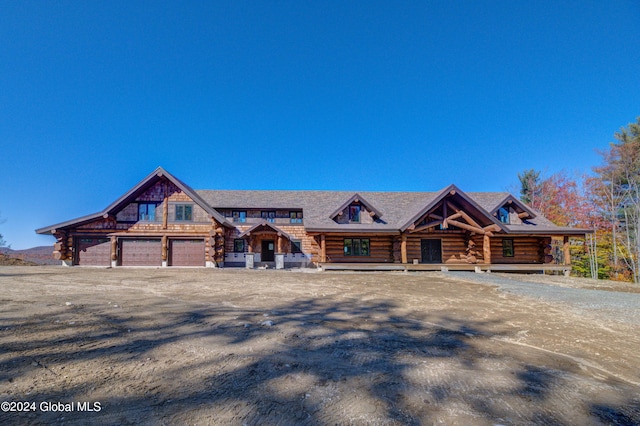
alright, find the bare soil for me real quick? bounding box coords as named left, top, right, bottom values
left=1, top=266, right=639, bottom=425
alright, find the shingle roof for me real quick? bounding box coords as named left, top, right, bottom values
left=196, top=188, right=591, bottom=235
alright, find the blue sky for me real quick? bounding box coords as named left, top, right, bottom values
left=1, top=1, right=639, bottom=249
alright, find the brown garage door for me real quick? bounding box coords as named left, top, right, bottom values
left=170, top=239, right=205, bottom=266
left=119, top=239, right=162, bottom=266
left=76, top=237, right=111, bottom=266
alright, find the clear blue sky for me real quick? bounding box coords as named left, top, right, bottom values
left=1, top=1, right=639, bottom=249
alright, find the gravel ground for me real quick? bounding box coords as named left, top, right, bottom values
left=446, top=272, right=640, bottom=325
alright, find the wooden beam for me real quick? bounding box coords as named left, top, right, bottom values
left=483, top=234, right=491, bottom=264
left=161, top=235, right=168, bottom=261
left=401, top=233, right=407, bottom=264
left=320, top=234, right=326, bottom=263
left=162, top=184, right=169, bottom=230
left=110, top=236, right=117, bottom=262
left=446, top=219, right=485, bottom=235
left=563, top=236, right=571, bottom=266
left=409, top=220, right=443, bottom=233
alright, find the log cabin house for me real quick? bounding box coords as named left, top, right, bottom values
left=36, top=167, right=591, bottom=273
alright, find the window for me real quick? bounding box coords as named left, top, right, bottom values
left=290, top=211, right=303, bottom=223
left=138, top=203, right=156, bottom=221
left=233, top=211, right=247, bottom=223
left=349, top=205, right=361, bottom=223
left=344, top=238, right=370, bottom=256
left=261, top=211, right=276, bottom=223
left=291, top=239, right=302, bottom=254
left=234, top=239, right=245, bottom=253
left=498, top=207, right=510, bottom=224
left=175, top=204, right=193, bottom=221
left=502, top=239, right=514, bottom=257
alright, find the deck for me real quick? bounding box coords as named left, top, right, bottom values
left=317, top=262, right=571, bottom=275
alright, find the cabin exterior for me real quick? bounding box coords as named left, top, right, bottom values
left=36, top=167, right=591, bottom=272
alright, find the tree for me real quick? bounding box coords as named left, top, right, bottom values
left=0, top=212, right=6, bottom=248
left=591, top=118, right=640, bottom=283
left=518, top=169, right=542, bottom=205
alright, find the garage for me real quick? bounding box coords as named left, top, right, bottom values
left=119, top=239, right=162, bottom=266
left=170, top=239, right=205, bottom=266
left=75, top=237, right=111, bottom=266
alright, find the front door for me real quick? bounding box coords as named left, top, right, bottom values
left=261, top=240, right=275, bottom=262
left=421, top=239, right=442, bottom=263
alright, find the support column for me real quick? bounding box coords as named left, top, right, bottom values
left=563, top=236, right=571, bottom=265
left=162, top=182, right=169, bottom=230
left=110, top=236, right=118, bottom=267
left=320, top=234, right=326, bottom=263
left=161, top=235, right=168, bottom=267
left=483, top=234, right=491, bottom=265
left=401, top=233, right=408, bottom=264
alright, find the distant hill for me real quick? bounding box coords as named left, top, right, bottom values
left=0, top=246, right=58, bottom=265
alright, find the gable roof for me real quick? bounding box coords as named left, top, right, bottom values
left=238, top=221, right=294, bottom=240
left=36, top=168, right=592, bottom=236
left=398, top=184, right=505, bottom=232
left=329, top=193, right=383, bottom=220
left=36, top=167, right=229, bottom=234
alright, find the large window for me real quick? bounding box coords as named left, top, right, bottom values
left=502, top=239, right=514, bottom=257
left=233, top=211, right=247, bottom=223
left=344, top=238, right=370, bottom=256
left=175, top=204, right=193, bottom=221
left=138, top=203, right=156, bottom=221
left=349, top=205, right=361, bottom=223
left=234, top=239, right=245, bottom=253
left=290, top=211, right=303, bottom=223
left=291, top=239, right=302, bottom=254
left=261, top=211, right=276, bottom=223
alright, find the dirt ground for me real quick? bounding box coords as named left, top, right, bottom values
left=1, top=266, right=639, bottom=425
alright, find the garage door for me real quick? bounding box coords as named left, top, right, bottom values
left=119, top=239, right=162, bottom=266
left=76, top=237, right=111, bottom=266
left=170, top=239, right=205, bottom=266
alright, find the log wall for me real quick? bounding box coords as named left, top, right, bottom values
left=324, top=235, right=394, bottom=263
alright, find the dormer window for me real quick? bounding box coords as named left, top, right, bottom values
left=261, top=211, right=276, bottom=223
left=498, top=207, right=510, bottom=224
left=349, top=205, right=361, bottom=223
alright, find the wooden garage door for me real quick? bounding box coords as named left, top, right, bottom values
left=76, top=238, right=111, bottom=266
left=170, top=239, right=205, bottom=266
left=119, top=239, right=162, bottom=266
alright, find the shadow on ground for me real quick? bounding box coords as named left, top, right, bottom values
left=1, top=293, right=639, bottom=425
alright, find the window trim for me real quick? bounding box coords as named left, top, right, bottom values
left=349, top=205, right=361, bottom=223
left=289, top=211, right=303, bottom=223
left=498, top=207, right=510, bottom=224
left=291, top=239, right=302, bottom=254
left=175, top=204, right=193, bottom=221
left=502, top=238, right=514, bottom=257
left=261, top=211, right=276, bottom=223
left=343, top=238, right=370, bottom=256
left=233, top=210, right=247, bottom=223
left=138, top=203, right=156, bottom=222
left=234, top=239, right=245, bottom=253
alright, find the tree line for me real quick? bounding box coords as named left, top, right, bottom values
left=518, top=117, right=640, bottom=283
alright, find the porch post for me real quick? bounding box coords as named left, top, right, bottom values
left=161, top=235, right=168, bottom=267
left=563, top=236, right=571, bottom=266
left=320, top=234, right=326, bottom=263
left=483, top=234, right=491, bottom=265
left=401, top=233, right=408, bottom=264
left=110, top=236, right=118, bottom=267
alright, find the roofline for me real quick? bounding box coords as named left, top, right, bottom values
left=305, top=227, right=400, bottom=234
left=328, top=193, right=384, bottom=219
left=399, top=184, right=506, bottom=232
left=490, top=194, right=537, bottom=219
left=36, top=167, right=231, bottom=235
left=238, top=220, right=294, bottom=240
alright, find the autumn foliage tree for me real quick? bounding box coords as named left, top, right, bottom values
left=518, top=117, right=640, bottom=282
